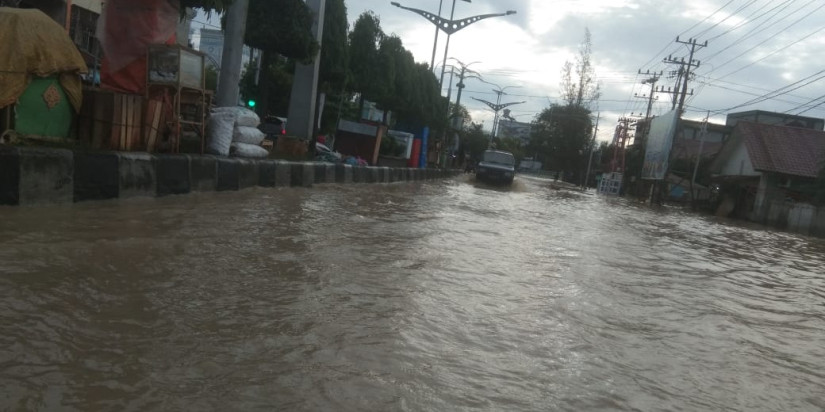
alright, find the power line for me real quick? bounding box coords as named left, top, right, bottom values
left=704, top=0, right=791, bottom=42
left=702, top=0, right=821, bottom=67
left=712, top=13, right=825, bottom=79
left=709, top=69, right=825, bottom=114
left=694, top=0, right=761, bottom=40
left=638, top=0, right=735, bottom=70
left=784, top=94, right=825, bottom=115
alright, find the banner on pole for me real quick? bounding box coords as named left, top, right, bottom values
left=642, top=110, right=679, bottom=180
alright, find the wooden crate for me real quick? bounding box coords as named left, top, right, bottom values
left=111, top=94, right=143, bottom=151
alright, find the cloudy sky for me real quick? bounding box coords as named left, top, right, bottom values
left=196, top=0, right=825, bottom=141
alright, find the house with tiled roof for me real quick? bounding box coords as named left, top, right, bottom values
left=710, top=121, right=825, bottom=222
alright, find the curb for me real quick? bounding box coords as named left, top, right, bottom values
left=0, top=147, right=462, bottom=206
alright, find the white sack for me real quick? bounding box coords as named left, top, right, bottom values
left=230, top=142, right=269, bottom=158
left=232, top=126, right=266, bottom=145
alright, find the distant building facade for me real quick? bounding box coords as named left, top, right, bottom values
left=198, top=28, right=253, bottom=69
left=726, top=110, right=824, bottom=131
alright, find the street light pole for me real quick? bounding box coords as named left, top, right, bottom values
left=471, top=97, right=525, bottom=144
left=430, top=0, right=445, bottom=71
left=390, top=1, right=516, bottom=88
left=438, top=0, right=461, bottom=87
left=480, top=80, right=521, bottom=138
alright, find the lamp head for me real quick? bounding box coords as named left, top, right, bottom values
left=506, top=10, right=517, bottom=15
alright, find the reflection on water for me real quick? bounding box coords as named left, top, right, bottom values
left=2, top=176, right=824, bottom=411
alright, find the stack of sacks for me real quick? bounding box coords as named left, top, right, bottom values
left=207, top=107, right=269, bottom=158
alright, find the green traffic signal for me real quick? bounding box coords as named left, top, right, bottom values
left=247, top=100, right=256, bottom=108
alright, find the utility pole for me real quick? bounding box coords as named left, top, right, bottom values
left=583, top=112, right=600, bottom=191
left=216, top=0, right=250, bottom=107
left=634, top=70, right=661, bottom=142
left=446, top=59, right=480, bottom=154
left=689, top=111, right=710, bottom=210
left=612, top=117, right=634, bottom=172
left=648, top=37, right=707, bottom=205
left=662, top=37, right=706, bottom=115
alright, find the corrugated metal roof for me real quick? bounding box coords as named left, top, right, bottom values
left=738, top=121, right=825, bottom=178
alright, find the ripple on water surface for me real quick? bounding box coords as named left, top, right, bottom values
left=1, top=178, right=824, bottom=411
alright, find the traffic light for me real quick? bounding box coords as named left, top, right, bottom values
left=247, top=99, right=256, bottom=108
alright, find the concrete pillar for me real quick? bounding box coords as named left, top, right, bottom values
left=216, top=0, right=250, bottom=107
left=286, top=0, right=326, bottom=139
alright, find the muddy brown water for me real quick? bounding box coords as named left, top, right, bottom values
left=1, top=175, right=824, bottom=411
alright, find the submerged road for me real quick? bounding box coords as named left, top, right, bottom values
left=1, top=174, right=824, bottom=411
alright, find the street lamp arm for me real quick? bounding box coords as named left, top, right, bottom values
left=390, top=3, right=516, bottom=35
left=472, top=97, right=525, bottom=112
left=447, top=12, right=514, bottom=35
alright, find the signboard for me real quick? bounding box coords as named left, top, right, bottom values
left=198, top=29, right=224, bottom=68
left=497, top=120, right=532, bottom=144
left=642, top=110, right=679, bottom=180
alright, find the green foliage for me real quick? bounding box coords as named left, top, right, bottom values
left=527, top=104, right=594, bottom=173
left=319, top=0, right=350, bottom=95
left=240, top=58, right=293, bottom=117
left=345, top=12, right=447, bottom=128
left=348, top=12, right=383, bottom=103
left=461, top=122, right=490, bottom=160
left=244, top=0, right=318, bottom=62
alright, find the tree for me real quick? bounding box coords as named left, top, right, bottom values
left=527, top=104, right=593, bottom=179
left=348, top=12, right=383, bottom=114
left=318, top=0, right=350, bottom=133
left=560, top=28, right=600, bottom=109
left=461, top=122, right=490, bottom=161
left=239, top=0, right=318, bottom=117
left=240, top=59, right=294, bottom=117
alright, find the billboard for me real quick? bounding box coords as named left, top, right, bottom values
left=497, top=120, right=532, bottom=144
left=198, top=29, right=224, bottom=68
left=642, top=110, right=679, bottom=180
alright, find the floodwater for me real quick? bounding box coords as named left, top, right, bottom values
left=1, top=175, right=824, bottom=411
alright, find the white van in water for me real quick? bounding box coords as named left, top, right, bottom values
left=475, top=150, right=516, bottom=185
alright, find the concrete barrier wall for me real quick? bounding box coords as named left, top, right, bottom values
left=0, top=147, right=461, bottom=206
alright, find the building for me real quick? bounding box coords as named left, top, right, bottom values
left=726, top=110, right=824, bottom=131
left=197, top=28, right=254, bottom=70
left=710, top=121, right=825, bottom=222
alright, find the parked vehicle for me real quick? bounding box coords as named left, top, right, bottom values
left=475, top=150, right=516, bottom=185
left=260, top=116, right=287, bottom=141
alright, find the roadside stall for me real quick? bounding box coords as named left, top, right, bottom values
left=0, top=7, right=88, bottom=142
